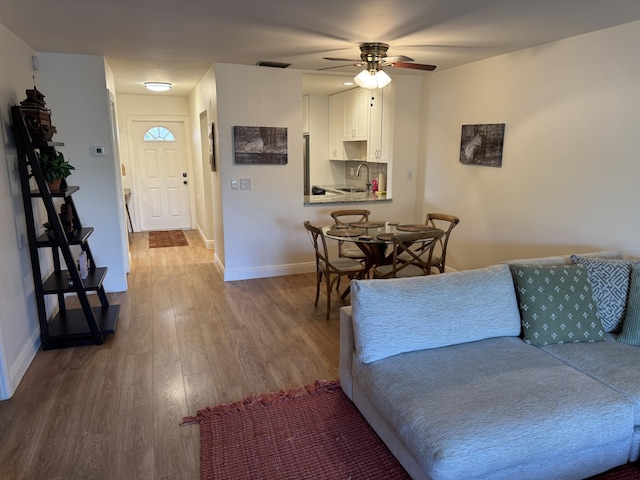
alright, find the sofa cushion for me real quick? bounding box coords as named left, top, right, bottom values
left=352, top=336, right=634, bottom=479
left=618, top=266, right=640, bottom=346
left=350, top=264, right=521, bottom=363
left=512, top=264, right=605, bottom=345
left=570, top=256, right=640, bottom=332
left=540, top=336, right=640, bottom=461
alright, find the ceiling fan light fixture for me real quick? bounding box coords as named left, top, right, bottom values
left=144, top=82, right=172, bottom=92
left=354, top=69, right=391, bottom=89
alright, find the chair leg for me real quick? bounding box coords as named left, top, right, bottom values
left=314, top=271, right=322, bottom=306
left=324, top=273, right=332, bottom=320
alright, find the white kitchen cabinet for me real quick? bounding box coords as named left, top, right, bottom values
left=342, top=88, right=369, bottom=141
left=367, top=88, right=392, bottom=163
left=328, top=93, right=345, bottom=160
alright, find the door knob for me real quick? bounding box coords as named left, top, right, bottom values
left=183, top=180, right=188, bottom=185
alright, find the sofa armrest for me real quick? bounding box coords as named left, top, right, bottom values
left=339, top=306, right=355, bottom=400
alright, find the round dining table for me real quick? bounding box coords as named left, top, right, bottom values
left=323, top=221, right=443, bottom=273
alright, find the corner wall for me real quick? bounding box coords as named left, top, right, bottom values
left=0, top=24, right=43, bottom=398
left=37, top=53, right=128, bottom=292
left=420, top=20, right=640, bottom=270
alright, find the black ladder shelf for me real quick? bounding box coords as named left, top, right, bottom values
left=11, top=105, right=119, bottom=350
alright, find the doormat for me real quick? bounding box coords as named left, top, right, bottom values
left=148, top=230, right=189, bottom=248
left=181, top=379, right=640, bottom=480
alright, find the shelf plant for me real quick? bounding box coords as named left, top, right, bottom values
left=38, top=150, right=74, bottom=191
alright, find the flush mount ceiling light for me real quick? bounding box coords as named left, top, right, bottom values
left=144, top=82, right=172, bottom=92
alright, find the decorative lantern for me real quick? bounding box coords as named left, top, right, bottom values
left=19, top=87, right=57, bottom=142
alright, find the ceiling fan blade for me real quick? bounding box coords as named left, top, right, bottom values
left=316, top=63, right=360, bottom=71
left=390, top=61, right=437, bottom=71
left=323, top=57, right=360, bottom=62
left=382, top=55, right=414, bottom=63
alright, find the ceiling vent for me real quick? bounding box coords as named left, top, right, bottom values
left=256, top=61, right=291, bottom=68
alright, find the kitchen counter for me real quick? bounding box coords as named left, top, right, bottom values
left=305, top=184, right=391, bottom=205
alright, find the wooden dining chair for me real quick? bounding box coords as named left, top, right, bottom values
left=424, top=213, right=460, bottom=273
left=330, top=209, right=370, bottom=261
left=304, top=221, right=367, bottom=320
left=374, top=230, right=443, bottom=279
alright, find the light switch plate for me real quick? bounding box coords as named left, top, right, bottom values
left=231, top=179, right=239, bottom=190
left=240, top=178, right=252, bottom=190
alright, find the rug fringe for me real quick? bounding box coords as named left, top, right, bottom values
left=180, top=379, right=340, bottom=426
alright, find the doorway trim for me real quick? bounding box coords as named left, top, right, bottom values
left=125, top=114, right=195, bottom=232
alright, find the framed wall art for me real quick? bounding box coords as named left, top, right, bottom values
left=233, top=126, right=288, bottom=165
left=459, top=123, right=505, bottom=167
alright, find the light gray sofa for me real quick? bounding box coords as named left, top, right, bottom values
left=340, top=251, right=640, bottom=480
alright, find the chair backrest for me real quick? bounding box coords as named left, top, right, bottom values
left=425, top=213, right=460, bottom=267
left=384, top=229, right=444, bottom=278
left=303, top=220, right=330, bottom=267
left=330, top=209, right=370, bottom=225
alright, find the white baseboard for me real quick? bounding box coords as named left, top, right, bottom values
left=223, top=262, right=315, bottom=281
left=1, top=328, right=40, bottom=400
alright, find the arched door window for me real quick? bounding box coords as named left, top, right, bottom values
left=143, top=126, right=176, bottom=141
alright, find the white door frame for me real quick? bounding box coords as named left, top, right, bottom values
left=126, top=115, right=195, bottom=232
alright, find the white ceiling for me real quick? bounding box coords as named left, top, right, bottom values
left=2, top=0, right=639, bottom=96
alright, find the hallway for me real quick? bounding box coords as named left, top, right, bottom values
left=0, top=230, right=342, bottom=479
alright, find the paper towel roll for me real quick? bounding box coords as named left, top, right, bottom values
left=378, top=173, right=386, bottom=192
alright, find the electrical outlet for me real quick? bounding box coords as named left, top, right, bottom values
left=240, top=178, right=252, bottom=190
left=350, top=167, right=354, bottom=175
left=231, top=179, right=239, bottom=190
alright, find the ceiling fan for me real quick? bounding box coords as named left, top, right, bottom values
left=322, top=42, right=435, bottom=88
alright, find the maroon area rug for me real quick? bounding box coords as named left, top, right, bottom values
left=148, top=230, right=188, bottom=248
left=182, top=380, right=640, bottom=480
left=181, top=380, right=410, bottom=479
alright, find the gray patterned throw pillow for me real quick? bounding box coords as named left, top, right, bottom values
left=512, top=264, right=605, bottom=346
left=569, top=256, right=640, bottom=332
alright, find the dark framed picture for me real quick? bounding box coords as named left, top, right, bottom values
left=233, top=126, right=288, bottom=165
left=210, top=123, right=216, bottom=172
left=459, top=124, right=505, bottom=167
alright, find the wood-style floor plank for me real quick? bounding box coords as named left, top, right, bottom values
left=0, top=229, right=342, bottom=478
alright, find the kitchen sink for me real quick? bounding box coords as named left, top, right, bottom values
left=337, top=187, right=366, bottom=193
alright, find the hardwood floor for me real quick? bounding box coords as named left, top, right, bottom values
left=0, top=230, right=345, bottom=479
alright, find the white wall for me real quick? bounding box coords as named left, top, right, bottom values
left=0, top=24, right=42, bottom=399
left=37, top=53, right=128, bottom=292
left=188, top=66, right=220, bottom=254
left=420, top=20, right=640, bottom=270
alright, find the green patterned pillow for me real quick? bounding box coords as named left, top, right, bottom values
left=512, top=264, right=605, bottom=345
left=618, top=266, right=640, bottom=346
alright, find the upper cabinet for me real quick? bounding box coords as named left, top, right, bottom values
left=328, top=93, right=345, bottom=160
left=328, top=87, right=392, bottom=163
left=342, top=89, right=369, bottom=141
left=367, top=88, right=392, bottom=163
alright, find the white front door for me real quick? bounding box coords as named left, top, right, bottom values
left=132, top=120, right=191, bottom=231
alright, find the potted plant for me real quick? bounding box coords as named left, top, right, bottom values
left=38, top=150, right=74, bottom=191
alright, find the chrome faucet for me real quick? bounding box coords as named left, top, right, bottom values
left=356, top=163, right=371, bottom=192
